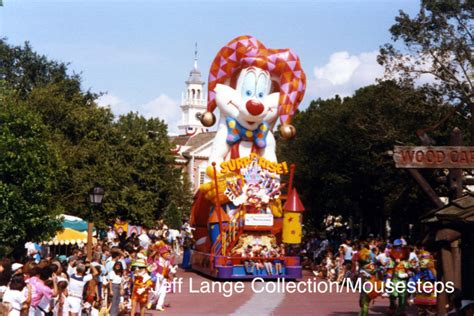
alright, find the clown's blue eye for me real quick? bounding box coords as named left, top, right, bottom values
left=241, top=71, right=256, bottom=99
left=256, top=73, right=269, bottom=100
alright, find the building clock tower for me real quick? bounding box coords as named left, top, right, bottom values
left=178, top=44, right=208, bottom=135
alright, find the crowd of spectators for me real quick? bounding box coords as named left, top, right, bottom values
left=0, top=221, right=193, bottom=316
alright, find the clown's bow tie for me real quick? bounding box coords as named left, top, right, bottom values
left=225, top=117, right=269, bottom=148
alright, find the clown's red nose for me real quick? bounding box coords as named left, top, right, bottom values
left=246, top=100, right=264, bottom=116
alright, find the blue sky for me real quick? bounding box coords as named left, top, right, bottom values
left=0, top=0, right=420, bottom=133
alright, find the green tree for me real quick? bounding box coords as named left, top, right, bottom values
left=278, top=81, right=468, bottom=237
left=0, top=39, right=97, bottom=101
left=0, top=87, right=63, bottom=256
left=0, top=40, right=192, bottom=231
left=95, top=113, right=189, bottom=228
left=162, top=201, right=182, bottom=230
left=25, top=82, right=116, bottom=222
left=378, top=0, right=473, bottom=140
left=169, top=171, right=193, bottom=221
left=1, top=39, right=116, bottom=223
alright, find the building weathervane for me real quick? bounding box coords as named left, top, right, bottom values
left=194, top=42, right=198, bottom=70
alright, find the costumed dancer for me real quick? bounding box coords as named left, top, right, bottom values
left=385, top=239, right=413, bottom=316
left=357, top=248, right=382, bottom=316
left=148, top=246, right=176, bottom=312
left=412, top=251, right=437, bottom=316
left=130, top=259, right=153, bottom=316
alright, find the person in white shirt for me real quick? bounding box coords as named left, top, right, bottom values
left=408, top=245, right=419, bottom=268
left=53, top=278, right=69, bottom=316
left=67, top=263, right=98, bottom=316
left=105, top=250, right=125, bottom=274
left=108, top=262, right=124, bottom=316
left=138, top=231, right=151, bottom=250
left=107, top=227, right=117, bottom=243
left=376, top=247, right=392, bottom=267
left=2, top=274, right=32, bottom=316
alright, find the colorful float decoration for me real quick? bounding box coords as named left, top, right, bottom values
left=189, top=35, right=306, bottom=279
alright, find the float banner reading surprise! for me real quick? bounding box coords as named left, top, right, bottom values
left=393, top=146, right=474, bottom=168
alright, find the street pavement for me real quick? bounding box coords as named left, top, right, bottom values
left=144, top=269, right=417, bottom=316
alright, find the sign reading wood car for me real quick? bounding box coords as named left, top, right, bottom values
left=394, top=146, right=474, bottom=168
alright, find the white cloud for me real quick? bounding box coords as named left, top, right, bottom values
left=96, top=93, right=181, bottom=134
left=309, top=51, right=384, bottom=100
left=140, top=94, right=181, bottom=134
left=97, top=94, right=131, bottom=115
left=314, top=51, right=361, bottom=85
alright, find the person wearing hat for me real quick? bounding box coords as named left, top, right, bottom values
left=460, top=300, right=474, bottom=316
left=385, top=239, right=413, bottom=316
left=148, top=246, right=175, bottom=312
left=357, top=248, right=382, bottom=316
left=11, top=263, right=23, bottom=276
left=130, top=259, right=153, bottom=316
left=412, top=251, right=437, bottom=315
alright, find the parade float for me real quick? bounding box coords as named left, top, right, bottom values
left=189, top=35, right=307, bottom=279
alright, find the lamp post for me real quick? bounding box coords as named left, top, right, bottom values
left=87, top=186, right=104, bottom=261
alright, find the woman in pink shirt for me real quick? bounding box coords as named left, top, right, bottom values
left=28, top=265, right=57, bottom=315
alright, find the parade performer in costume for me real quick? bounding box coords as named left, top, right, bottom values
left=386, top=239, right=413, bottom=316
left=412, top=251, right=437, bottom=316
left=130, top=259, right=153, bottom=316
left=358, top=248, right=382, bottom=316
left=148, top=246, right=176, bottom=311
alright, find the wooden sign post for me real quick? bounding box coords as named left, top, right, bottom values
left=393, top=127, right=466, bottom=315
left=394, top=146, right=474, bottom=169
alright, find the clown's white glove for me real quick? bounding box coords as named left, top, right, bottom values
left=170, top=265, right=178, bottom=274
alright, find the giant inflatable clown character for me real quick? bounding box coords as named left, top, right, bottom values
left=200, top=35, right=306, bottom=168
left=191, top=35, right=306, bottom=278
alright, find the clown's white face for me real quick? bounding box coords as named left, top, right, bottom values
left=214, top=67, right=279, bottom=131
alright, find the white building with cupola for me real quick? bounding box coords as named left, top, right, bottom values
left=170, top=48, right=215, bottom=192
left=178, top=50, right=209, bottom=136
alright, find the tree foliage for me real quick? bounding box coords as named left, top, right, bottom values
left=0, top=87, right=63, bottom=257
left=0, top=39, right=97, bottom=101
left=96, top=113, right=186, bottom=228
left=378, top=0, right=473, bottom=114
left=0, top=39, right=192, bottom=255
left=162, top=201, right=182, bottom=230
left=277, top=81, right=468, bottom=237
